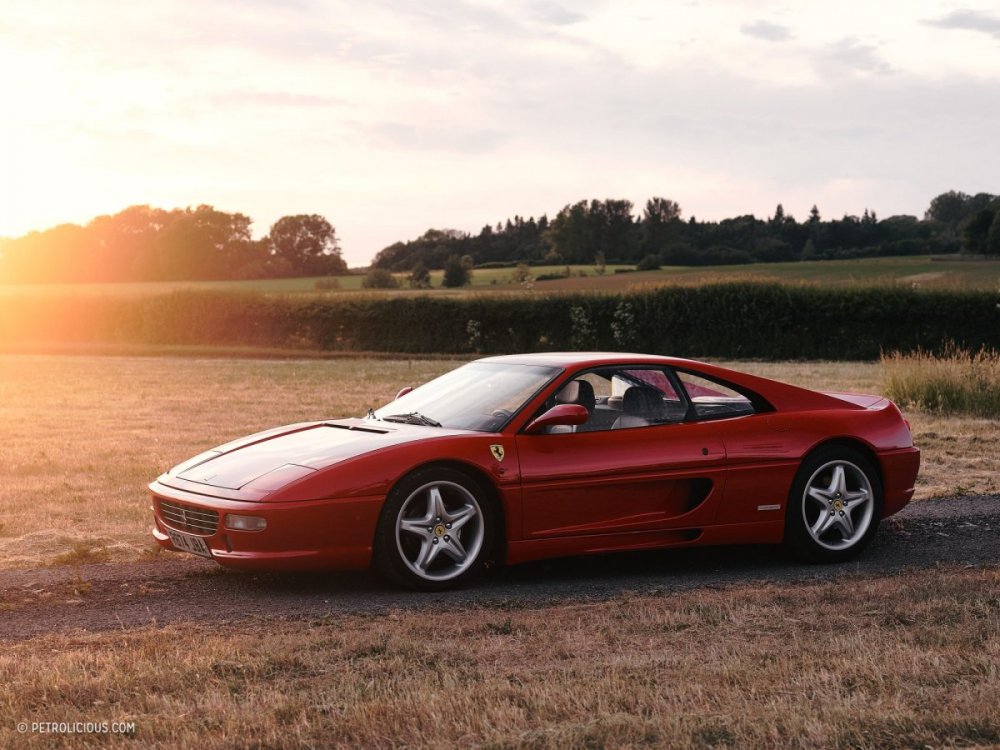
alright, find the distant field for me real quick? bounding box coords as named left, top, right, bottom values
left=0, top=264, right=630, bottom=298
left=0, top=354, right=994, bottom=569
left=2, top=256, right=998, bottom=298
left=539, top=255, right=1000, bottom=293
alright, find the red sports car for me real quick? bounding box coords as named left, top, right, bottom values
left=150, top=353, right=920, bottom=590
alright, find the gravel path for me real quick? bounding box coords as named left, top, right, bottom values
left=2, top=495, right=997, bottom=641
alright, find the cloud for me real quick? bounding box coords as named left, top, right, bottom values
left=367, top=122, right=508, bottom=154
left=924, top=9, right=1000, bottom=40
left=740, top=19, right=792, bottom=42
left=821, top=37, right=893, bottom=75
left=212, top=92, right=345, bottom=108
left=530, top=2, right=586, bottom=26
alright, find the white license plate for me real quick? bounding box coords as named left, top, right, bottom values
left=167, top=528, right=213, bottom=558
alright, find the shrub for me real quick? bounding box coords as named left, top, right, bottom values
left=511, top=263, right=532, bottom=284
left=3, top=283, right=999, bottom=360
left=442, top=255, right=470, bottom=287
left=636, top=254, right=661, bottom=271
left=408, top=263, right=431, bottom=289
left=361, top=268, right=400, bottom=289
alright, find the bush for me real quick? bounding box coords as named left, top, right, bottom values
left=361, top=268, right=400, bottom=289
left=408, top=263, right=431, bottom=289
left=3, top=283, right=999, bottom=360
left=511, top=263, right=532, bottom=284
left=442, top=255, right=470, bottom=287
left=636, top=254, right=662, bottom=271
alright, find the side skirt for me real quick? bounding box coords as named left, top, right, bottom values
left=505, top=520, right=785, bottom=566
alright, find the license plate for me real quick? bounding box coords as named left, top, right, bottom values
left=167, top=528, right=213, bottom=558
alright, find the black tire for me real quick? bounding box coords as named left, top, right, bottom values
left=784, top=446, right=883, bottom=563
left=374, top=467, right=498, bottom=591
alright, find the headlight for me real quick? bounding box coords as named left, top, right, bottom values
left=224, top=514, right=267, bottom=531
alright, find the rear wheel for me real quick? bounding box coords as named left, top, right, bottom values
left=785, top=446, right=882, bottom=563
left=374, top=467, right=495, bottom=591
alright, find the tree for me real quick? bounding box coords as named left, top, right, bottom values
left=268, top=214, right=345, bottom=277
left=88, top=204, right=179, bottom=281
left=644, top=197, right=682, bottom=224
left=808, top=205, right=821, bottom=224
left=545, top=201, right=592, bottom=264
left=408, top=262, right=431, bottom=288
left=925, top=191, right=970, bottom=224
left=603, top=199, right=638, bottom=261
left=442, top=254, right=471, bottom=287
left=963, top=209, right=996, bottom=254
left=154, top=205, right=254, bottom=280
left=984, top=209, right=1000, bottom=256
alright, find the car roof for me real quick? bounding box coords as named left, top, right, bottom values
left=476, top=352, right=698, bottom=369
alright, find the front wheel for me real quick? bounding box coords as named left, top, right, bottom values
left=374, top=467, right=495, bottom=591
left=785, top=447, right=883, bottom=563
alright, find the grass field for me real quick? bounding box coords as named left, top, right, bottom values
left=0, top=355, right=995, bottom=569
left=539, top=255, right=1000, bottom=293
left=1, top=256, right=999, bottom=298
left=1, top=565, right=997, bottom=748
left=2, top=353, right=997, bottom=748
left=0, top=264, right=629, bottom=297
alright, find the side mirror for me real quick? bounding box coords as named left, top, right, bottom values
left=524, top=404, right=588, bottom=434
left=394, top=386, right=413, bottom=400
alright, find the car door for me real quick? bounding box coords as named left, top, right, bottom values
left=514, top=367, right=727, bottom=539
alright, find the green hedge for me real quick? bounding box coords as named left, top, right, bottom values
left=2, top=283, right=998, bottom=360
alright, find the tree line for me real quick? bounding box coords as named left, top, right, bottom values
left=0, top=205, right=345, bottom=283
left=1, top=190, right=997, bottom=284
left=374, top=190, right=1000, bottom=271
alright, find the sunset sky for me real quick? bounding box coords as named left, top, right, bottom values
left=2, top=1, right=998, bottom=265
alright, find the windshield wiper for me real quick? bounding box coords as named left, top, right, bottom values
left=382, top=411, right=442, bottom=427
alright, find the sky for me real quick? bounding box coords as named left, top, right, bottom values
left=1, top=1, right=999, bottom=266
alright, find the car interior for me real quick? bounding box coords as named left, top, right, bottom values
left=540, top=366, right=756, bottom=433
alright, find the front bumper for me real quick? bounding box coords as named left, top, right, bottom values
left=149, top=479, right=384, bottom=571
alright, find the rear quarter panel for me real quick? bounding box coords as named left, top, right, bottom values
left=718, top=402, right=917, bottom=524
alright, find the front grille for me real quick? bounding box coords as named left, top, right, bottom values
left=159, top=500, right=219, bottom=535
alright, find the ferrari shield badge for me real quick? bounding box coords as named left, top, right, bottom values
left=490, top=444, right=505, bottom=462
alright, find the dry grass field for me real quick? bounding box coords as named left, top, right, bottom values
left=1, top=565, right=997, bottom=748
left=2, top=353, right=998, bottom=749
left=0, top=354, right=996, bottom=569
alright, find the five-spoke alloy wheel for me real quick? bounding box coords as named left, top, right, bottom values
left=375, top=467, right=495, bottom=590
left=785, top=446, right=883, bottom=563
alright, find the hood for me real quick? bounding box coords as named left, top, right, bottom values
left=171, top=418, right=463, bottom=491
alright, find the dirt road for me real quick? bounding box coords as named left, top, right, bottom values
left=2, top=495, right=997, bottom=641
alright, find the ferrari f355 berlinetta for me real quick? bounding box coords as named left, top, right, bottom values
left=150, top=353, right=919, bottom=590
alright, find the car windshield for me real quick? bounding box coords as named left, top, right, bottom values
left=373, top=362, right=561, bottom=432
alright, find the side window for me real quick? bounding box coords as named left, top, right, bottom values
left=545, top=366, right=689, bottom=433
left=620, top=369, right=680, bottom=401
left=577, top=371, right=612, bottom=401
left=676, top=371, right=755, bottom=420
